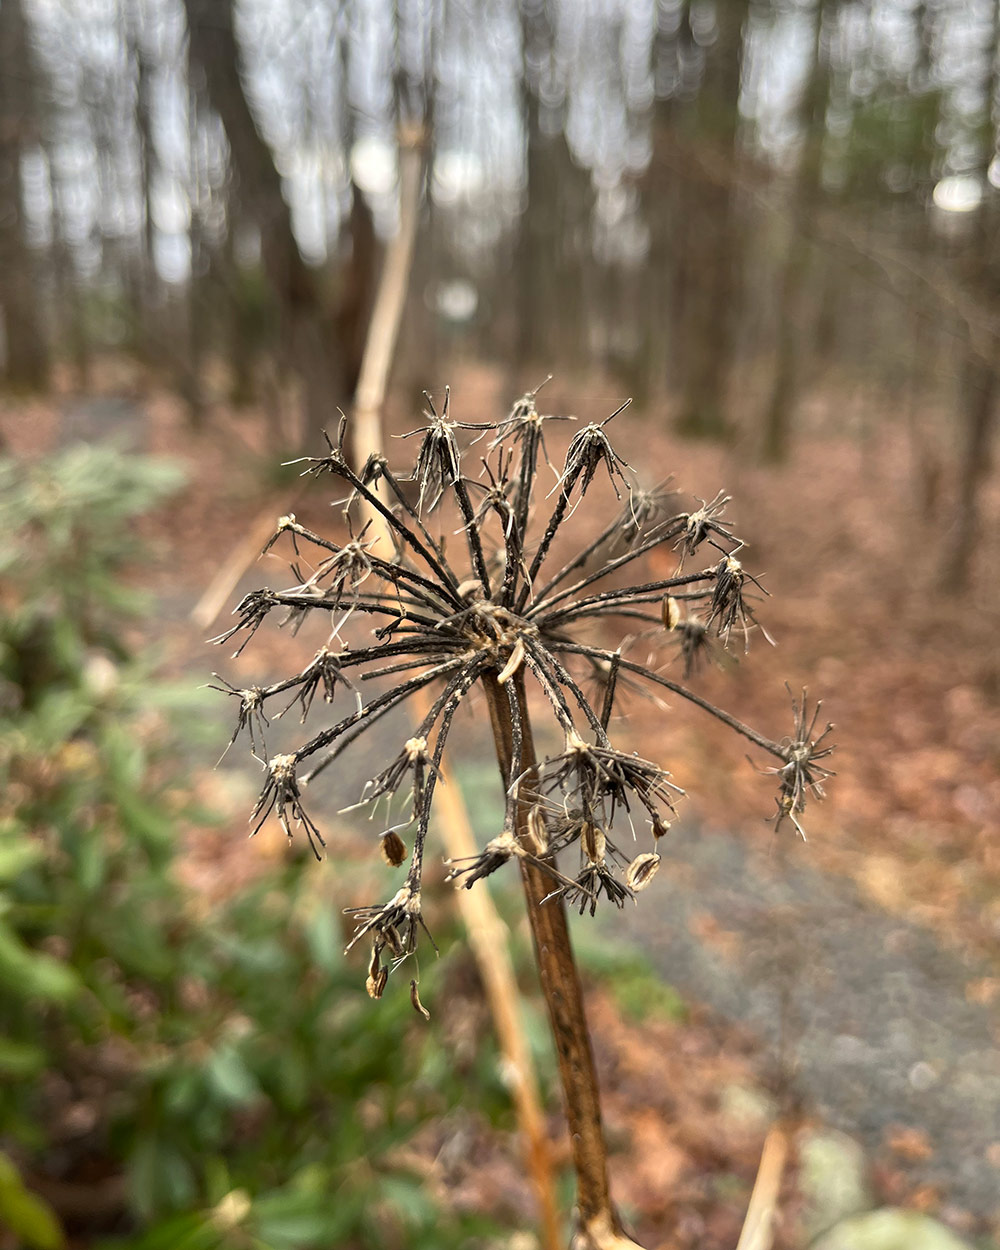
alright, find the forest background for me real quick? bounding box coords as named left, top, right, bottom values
left=2, top=1, right=1000, bottom=1248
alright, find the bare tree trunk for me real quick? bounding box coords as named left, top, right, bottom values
left=513, top=0, right=593, bottom=378
left=941, top=349, right=998, bottom=592
left=761, top=0, right=828, bottom=463
left=182, top=77, right=209, bottom=424
left=44, top=145, right=90, bottom=389
left=0, top=0, right=49, bottom=391
left=182, top=0, right=341, bottom=444
left=939, top=0, right=1000, bottom=591
left=131, top=4, right=160, bottom=364
left=675, top=0, right=748, bottom=439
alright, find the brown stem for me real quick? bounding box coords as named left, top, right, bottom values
left=482, top=673, right=644, bottom=1250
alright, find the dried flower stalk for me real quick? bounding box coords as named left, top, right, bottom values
left=213, top=385, right=834, bottom=1247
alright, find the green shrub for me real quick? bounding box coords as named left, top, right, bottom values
left=0, top=445, right=503, bottom=1249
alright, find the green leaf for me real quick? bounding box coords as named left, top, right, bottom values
left=253, top=1212, right=334, bottom=1247
left=76, top=833, right=107, bottom=893
left=252, top=1192, right=352, bottom=1249
left=0, top=924, right=80, bottom=1002
left=206, top=1045, right=261, bottom=1107
left=0, top=1037, right=47, bottom=1077
left=161, top=1068, right=202, bottom=1117
left=302, top=903, right=340, bottom=973
left=0, top=1153, right=66, bottom=1249
left=0, top=833, right=44, bottom=883
left=378, top=1174, right=437, bottom=1229
left=97, top=1211, right=220, bottom=1250
left=128, top=1135, right=160, bottom=1221
left=127, top=1137, right=196, bottom=1219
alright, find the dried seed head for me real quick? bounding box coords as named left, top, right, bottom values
left=673, top=491, right=736, bottom=564
left=581, top=821, right=606, bottom=864
left=561, top=861, right=632, bottom=915
left=445, top=829, right=518, bottom=887
left=626, top=852, right=661, bottom=891
left=224, top=383, right=832, bottom=988
left=559, top=401, right=632, bottom=499
left=379, top=829, right=407, bottom=867
left=491, top=828, right=520, bottom=855
left=344, top=883, right=419, bottom=959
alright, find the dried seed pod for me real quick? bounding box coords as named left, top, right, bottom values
left=457, top=578, right=484, bottom=600
left=379, top=829, right=407, bottom=867
left=526, top=804, right=549, bottom=854
left=651, top=812, right=671, bottom=840
left=497, top=636, right=526, bottom=684
left=626, top=852, right=661, bottom=892
left=581, top=821, right=606, bottom=864
left=662, top=596, right=681, bottom=631
left=366, top=944, right=388, bottom=999
left=410, top=979, right=431, bottom=1021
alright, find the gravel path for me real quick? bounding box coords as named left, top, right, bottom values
left=617, top=824, right=1000, bottom=1225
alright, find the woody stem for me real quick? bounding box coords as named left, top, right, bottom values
left=482, top=672, right=642, bottom=1250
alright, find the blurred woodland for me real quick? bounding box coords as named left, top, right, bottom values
left=2, top=1, right=1000, bottom=1249
left=1, top=0, right=999, bottom=586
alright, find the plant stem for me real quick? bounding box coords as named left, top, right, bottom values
left=482, top=673, right=644, bottom=1250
